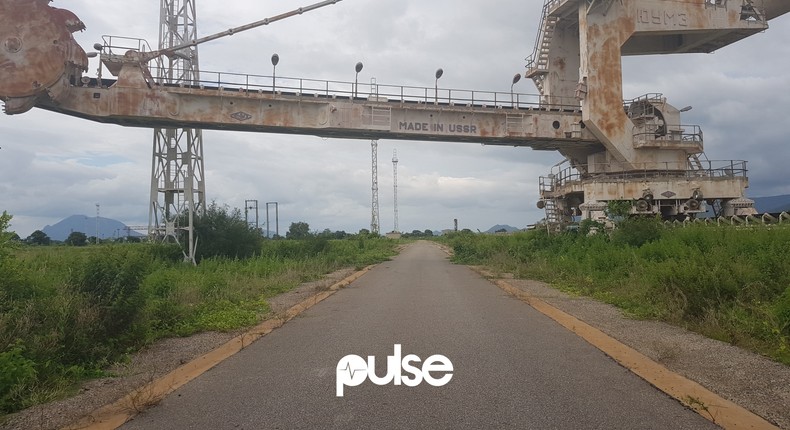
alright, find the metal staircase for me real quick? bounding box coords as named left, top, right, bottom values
left=688, top=153, right=704, bottom=170
left=544, top=199, right=562, bottom=224
left=538, top=173, right=565, bottom=230
left=526, top=0, right=561, bottom=95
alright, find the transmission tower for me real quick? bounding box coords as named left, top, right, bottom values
left=149, top=0, right=206, bottom=264
left=392, top=149, right=399, bottom=233
left=370, top=140, right=380, bottom=235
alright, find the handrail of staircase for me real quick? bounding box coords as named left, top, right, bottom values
left=525, top=0, right=554, bottom=71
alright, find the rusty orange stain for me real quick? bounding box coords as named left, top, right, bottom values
left=0, top=0, right=87, bottom=113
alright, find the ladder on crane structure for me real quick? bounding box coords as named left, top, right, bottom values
left=688, top=153, right=705, bottom=170
left=543, top=199, right=562, bottom=224
left=538, top=173, right=565, bottom=232
left=526, top=0, right=560, bottom=95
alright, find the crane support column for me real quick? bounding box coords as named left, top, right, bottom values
left=526, top=0, right=785, bottom=225
left=579, top=0, right=769, bottom=172
left=149, top=0, right=205, bottom=263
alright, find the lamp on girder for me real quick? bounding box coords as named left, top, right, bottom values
left=354, top=61, right=363, bottom=98
left=89, top=42, right=102, bottom=58
left=511, top=73, right=522, bottom=108
left=271, top=53, right=280, bottom=92
left=434, top=68, right=443, bottom=104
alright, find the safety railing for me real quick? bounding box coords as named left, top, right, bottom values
left=95, top=35, right=582, bottom=110
left=541, top=160, right=749, bottom=191
left=98, top=36, right=164, bottom=78
left=142, top=65, right=582, bottom=111
left=525, top=0, right=572, bottom=71
left=624, top=93, right=664, bottom=106
left=633, top=124, right=703, bottom=145
left=100, top=35, right=156, bottom=55
left=624, top=93, right=664, bottom=113
left=540, top=162, right=580, bottom=194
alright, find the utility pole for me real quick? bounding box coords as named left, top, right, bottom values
left=95, top=203, right=100, bottom=244
left=392, top=149, right=399, bottom=233
left=371, top=140, right=380, bottom=235
left=266, top=202, right=279, bottom=239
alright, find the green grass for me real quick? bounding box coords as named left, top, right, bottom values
left=439, top=224, right=790, bottom=365
left=0, top=236, right=397, bottom=416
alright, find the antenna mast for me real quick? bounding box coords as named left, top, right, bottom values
left=392, top=149, right=399, bottom=233
left=371, top=140, right=380, bottom=235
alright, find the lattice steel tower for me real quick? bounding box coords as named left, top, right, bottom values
left=370, top=140, right=380, bottom=235
left=392, top=149, right=399, bottom=233
left=149, top=0, right=206, bottom=263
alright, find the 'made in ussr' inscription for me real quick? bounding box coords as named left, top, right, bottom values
left=398, top=122, right=478, bottom=134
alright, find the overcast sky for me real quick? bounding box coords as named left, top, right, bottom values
left=1, top=1, right=789, bottom=237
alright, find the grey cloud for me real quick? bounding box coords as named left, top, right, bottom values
left=2, top=1, right=788, bottom=236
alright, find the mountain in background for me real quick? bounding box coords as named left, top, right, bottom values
left=485, top=224, right=520, bottom=233
left=752, top=194, right=790, bottom=213
left=42, top=215, right=144, bottom=241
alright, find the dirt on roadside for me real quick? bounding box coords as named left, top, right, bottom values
left=4, top=256, right=788, bottom=430
left=0, top=268, right=357, bottom=430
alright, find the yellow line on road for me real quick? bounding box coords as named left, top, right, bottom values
left=486, top=275, right=777, bottom=430
left=64, top=266, right=374, bottom=430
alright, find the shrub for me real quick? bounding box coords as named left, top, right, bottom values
left=0, top=229, right=397, bottom=415
left=0, top=212, right=34, bottom=305
left=66, top=249, right=152, bottom=362
left=190, top=202, right=263, bottom=262
left=0, top=342, right=37, bottom=413
left=776, top=287, right=790, bottom=336
left=612, top=217, right=663, bottom=247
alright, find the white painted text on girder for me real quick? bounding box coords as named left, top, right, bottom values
left=398, top=122, right=478, bottom=134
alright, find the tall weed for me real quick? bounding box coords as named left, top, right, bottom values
left=0, top=233, right=396, bottom=416
left=442, top=225, right=790, bottom=364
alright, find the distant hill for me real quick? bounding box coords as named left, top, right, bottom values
left=42, top=215, right=144, bottom=241
left=752, top=194, right=790, bottom=213
left=485, top=224, right=520, bottom=234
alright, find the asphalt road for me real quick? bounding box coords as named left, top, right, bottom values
left=122, top=241, right=718, bottom=429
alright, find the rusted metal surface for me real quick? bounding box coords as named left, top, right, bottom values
left=544, top=174, right=752, bottom=219
left=0, top=0, right=87, bottom=114
left=536, top=0, right=780, bottom=170
left=3, top=0, right=790, bottom=222
left=580, top=5, right=638, bottom=167
left=35, top=66, right=601, bottom=151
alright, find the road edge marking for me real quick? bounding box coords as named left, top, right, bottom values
left=63, top=266, right=374, bottom=430
left=478, top=271, right=778, bottom=430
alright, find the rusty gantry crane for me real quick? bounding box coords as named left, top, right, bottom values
left=2, top=0, right=789, bottom=228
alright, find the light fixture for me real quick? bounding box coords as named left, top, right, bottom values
left=434, top=68, right=443, bottom=104
left=271, top=53, right=279, bottom=92
left=511, top=73, right=522, bottom=108
left=354, top=61, right=363, bottom=98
